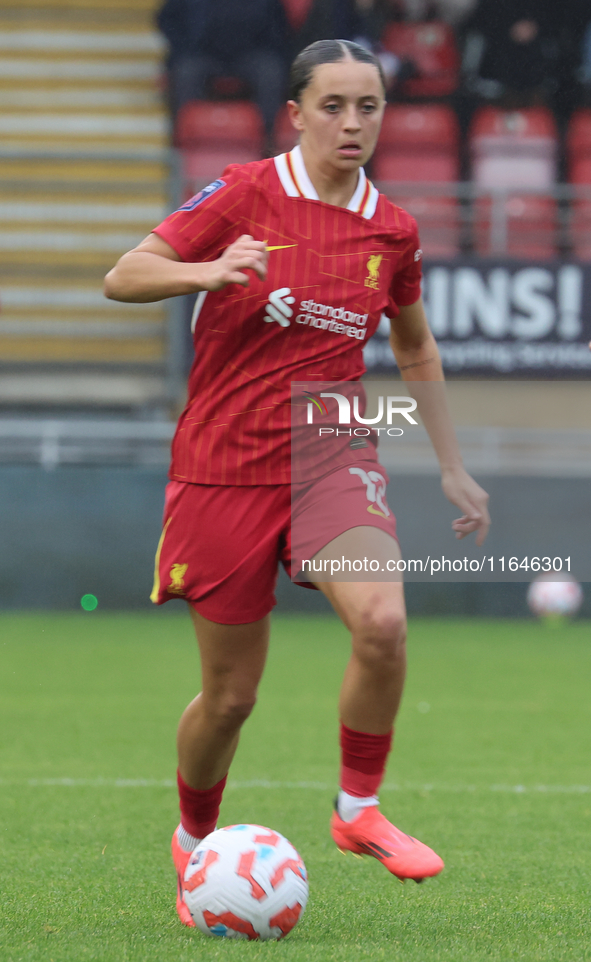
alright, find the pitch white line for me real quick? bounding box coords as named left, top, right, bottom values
left=23, top=778, right=176, bottom=787
left=0, top=778, right=589, bottom=794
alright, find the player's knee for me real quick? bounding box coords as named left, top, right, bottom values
left=212, top=692, right=257, bottom=730
left=353, top=605, right=407, bottom=670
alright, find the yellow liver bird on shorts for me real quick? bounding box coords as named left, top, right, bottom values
left=168, top=563, right=189, bottom=594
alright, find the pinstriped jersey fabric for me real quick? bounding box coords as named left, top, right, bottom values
left=153, top=152, right=423, bottom=485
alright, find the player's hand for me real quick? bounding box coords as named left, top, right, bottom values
left=441, top=466, right=491, bottom=547
left=204, top=235, right=268, bottom=290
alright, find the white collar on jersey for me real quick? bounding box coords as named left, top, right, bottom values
left=274, top=144, right=379, bottom=220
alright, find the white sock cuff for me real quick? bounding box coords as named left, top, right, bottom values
left=337, top=790, right=379, bottom=822
left=177, top=824, right=202, bottom=852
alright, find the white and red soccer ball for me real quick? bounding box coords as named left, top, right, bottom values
left=183, top=824, right=308, bottom=941
left=527, top=575, right=584, bottom=618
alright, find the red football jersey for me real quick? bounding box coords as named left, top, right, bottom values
left=153, top=145, right=423, bottom=485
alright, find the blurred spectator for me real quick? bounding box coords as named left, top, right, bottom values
left=433, top=0, right=476, bottom=25
left=157, top=0, right=289, bottom=140
left=282, top=0, right=362, bottom=56
left=571, top=0, right=591, bottom=105
left=364, top=0, right=475, bottom=24
left=280, top=0, right=418, bottom=95
left=583, top=24, right=591, bottom=99
left=462, top=0, right=562, bottom=107
left=554, top=0, right=591, bottom=118
left=352, top=0, right=465, bottom=96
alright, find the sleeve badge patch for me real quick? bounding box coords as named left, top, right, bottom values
left=177, top=179, right=227, bottom=212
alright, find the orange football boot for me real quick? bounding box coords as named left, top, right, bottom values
left=330, top=803, right=444, bottom=882
left=171, top=824, right=197, bottom=927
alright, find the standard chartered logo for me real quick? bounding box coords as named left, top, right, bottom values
left=264, top=287, right=295, bottom=328
left=263, top=288, right=368, bottom=340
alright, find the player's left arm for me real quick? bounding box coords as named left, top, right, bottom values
left=390, top=297, right=491, bottom=546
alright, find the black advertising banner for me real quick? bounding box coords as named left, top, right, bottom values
left=364, top=260, right=591, bottom=377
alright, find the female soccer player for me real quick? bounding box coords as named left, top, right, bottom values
left=104, top=39, right=490, bottom=926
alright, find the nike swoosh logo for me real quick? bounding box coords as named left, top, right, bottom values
left=367, top=504, right=388, bottom=518
left=266, top=244, right=297, bottom=251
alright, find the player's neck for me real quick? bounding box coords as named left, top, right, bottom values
left=299, top=144, right=360, bottom=208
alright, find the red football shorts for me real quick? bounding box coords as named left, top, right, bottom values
left=150, top=460, right=398, bottom=624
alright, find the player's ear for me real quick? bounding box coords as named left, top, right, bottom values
left=287, top=100, right=304, bottom=133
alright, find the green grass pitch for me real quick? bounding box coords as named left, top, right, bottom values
left=1, top=611, right=590, bottom=962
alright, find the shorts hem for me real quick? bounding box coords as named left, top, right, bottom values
left=188, top=597, right=276, bottom=625
left=152, top=591, right=276, bottom=624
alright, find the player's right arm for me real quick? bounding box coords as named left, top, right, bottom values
left=103, top=232, right=268, bottom=303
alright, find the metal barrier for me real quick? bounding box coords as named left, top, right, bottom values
left=2, top=418, right=590, bottom=474
left=182, top=169, right=591, bottom=259
left=0, top=419, right=174, bottom=468
left=373, top=181, right=591, bottom=258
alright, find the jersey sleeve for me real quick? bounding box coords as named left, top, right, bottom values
left=386, top=218, right=423, bottom=316
left=152, top=166, right=251, bottom=262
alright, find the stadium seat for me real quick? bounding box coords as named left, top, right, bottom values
left=373, top=105, right=461, bottom=255
left=273, top=105, right=298, bottom=154
left=571, top=200, right=591, bottom=260
left=469, top=107, right=558, bottom=189
left=394, top=195, right=460, bottom=257
left=378, top=103, right=459, bottom=150
left=381, top=21, right=460, bottom=98
left=474, top=195, right=558, bottom=258
left=570, top=157, right=591, bottom=185
left=373, top=152, right=457, bottom=182
left=373, top=104, right=460, bottom=181
left=175, top=100, right=264, bottom=151
left=565, top=112, right=591, bottom=259
left=566, top=109, right=591, bottom=164
left=182, top=146, right=261, bottom=182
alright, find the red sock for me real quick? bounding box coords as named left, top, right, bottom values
left=339, top=723, right=392, bottom=797
left=177, top=769, right=227, bottom=839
